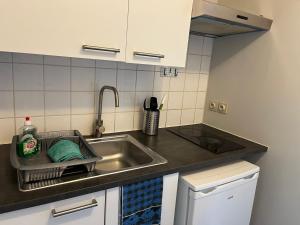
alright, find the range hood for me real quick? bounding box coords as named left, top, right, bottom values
left=190, top=0, right=273, bottom=37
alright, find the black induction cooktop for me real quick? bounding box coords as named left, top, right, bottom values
left=168, top=125, right=245, bottom=154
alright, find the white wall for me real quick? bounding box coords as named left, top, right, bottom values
left=0, top=35, right=213, bottom=144
left=204, top=1, right=300, bottom=225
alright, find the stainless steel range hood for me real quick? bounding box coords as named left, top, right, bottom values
left=190, top=0, right=273, bottom=37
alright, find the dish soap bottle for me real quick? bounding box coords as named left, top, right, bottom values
left=18, top=116, right=40, bottom=158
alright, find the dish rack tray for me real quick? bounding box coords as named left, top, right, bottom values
left=10, top=130, right=100, bottom=183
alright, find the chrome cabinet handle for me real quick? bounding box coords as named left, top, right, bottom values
left=82, top=45, right=120, bottom=53
left=133, top=51, right=165, bottom=59
left=51, top=199, right=98, bottom=218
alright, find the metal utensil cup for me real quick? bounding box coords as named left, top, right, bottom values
left=142, top=110, right=160, bottom=136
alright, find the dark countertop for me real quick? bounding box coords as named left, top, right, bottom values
left=0, top=124, right=267, bottom=214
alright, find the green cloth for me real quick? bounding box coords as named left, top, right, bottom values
left=47, top=140, right=84, bottom=163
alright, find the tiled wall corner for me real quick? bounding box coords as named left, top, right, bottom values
left=0, top=35, right=213, bottom=144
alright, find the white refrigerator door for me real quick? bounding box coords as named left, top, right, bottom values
left=187, top=173, right=259, bottom=225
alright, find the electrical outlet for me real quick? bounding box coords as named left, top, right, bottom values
left=208, top=101, right=218, bottom=112
left=218, top=103, right=228, bottom=114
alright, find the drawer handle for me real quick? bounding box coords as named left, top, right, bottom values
left=51, top=199, right=98, bottom=218
left=82, top=45, right=120, bottom=53
left=133, top=51, right=165, bottom=59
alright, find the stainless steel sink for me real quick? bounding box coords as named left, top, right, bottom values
left=18, top=134, right=167, bottom=191
left=87, top=134, right=167, bottom=174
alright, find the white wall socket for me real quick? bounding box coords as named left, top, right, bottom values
left=208, top=101, right=218, bottom=112
left=218, top=102, right=228, bottom=114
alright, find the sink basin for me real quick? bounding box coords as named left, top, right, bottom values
left=18, top=134, right=167, bottom=192
left=87, top=135, right=167, bottom=174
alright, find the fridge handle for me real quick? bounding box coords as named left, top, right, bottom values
left=191, top=172, right=259, bottom=198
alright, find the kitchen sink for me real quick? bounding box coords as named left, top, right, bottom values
left=87, top=134, right=167, bottom=174
left=18, top=134, right=167, bottom=192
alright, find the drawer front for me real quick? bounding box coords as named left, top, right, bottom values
left=0, top=191, right=105, bottom=225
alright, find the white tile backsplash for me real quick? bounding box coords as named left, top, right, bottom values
left=115, top=112, right=134, bottom=132
left=153, top=72, right=170, bottom=92
left=0, top=118, right=15, bottom=144
left=95, top=68, right=117, bottom=91
left=0, top=34, right=213, bottom=143
left=194, top=109, right=204, bottom=123
left=45, top=92, right=70, bottom=116
left=71, top=92, right=94, bottom=114
left=159, top=110, right=167, bottom=128
left=13, top=53, right=43, bottom=64
left=117, top=69, right=136, bottom=91
left=44, top=56, right=70, bottom=66
left=169, top=73, right=185, bottom=92
left=96, top=60, right=117, bottom=69
left=71, top=58, right=95, bottom=68
left=200, top=56, right=211, bottom=74
left=116, top=92, right=135, bottom=112
left=188, top=35, right=204, bottom=55
left=0, top=63, right=13, bottom=90
left=203, top=37, right=214, bottom=56
left=181, top=109, right=195, bottom=125
left=199, top=74, right=209, bottom=91
left=15, top=91, right=44, bottom=117
left=71, top=114, right=95, bottom=135
left=44, top=65, right=70, bottom=91
left=136, top=71, right=155, bottom=92
left=71, top=67, right=95, bottom=91
left=166, top=110, right=182, bottom=127
left=0, top=91, right=14, bottom=118
left=118, top=62, right=137, bottom=70
left=14, top=64, right=43, bottom=90
left=168, top=92, right=183, bottom=110
left=0, top=52, right=12, bottom=63
left=186, top=54, right=202, bottom=74
left=196, top=91, right=206, bottom=109
left=133, top=111, right=143, bottom=130
left=101, top=113, right=115, bottom=133
left=45, top=115, right=71, bottom=132
left=182, top=92, right=197, bottom=109
left=184, top=73, right=200, bottom=92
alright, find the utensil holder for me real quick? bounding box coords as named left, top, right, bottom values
left=142, top=110, right=160, bottom=136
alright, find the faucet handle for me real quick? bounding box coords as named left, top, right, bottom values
left=94, top=119, right=105, bottom=138
left=98, top=124, right=105, bottom=134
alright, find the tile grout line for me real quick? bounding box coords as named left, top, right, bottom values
left=42, top=55, right=46, bottom=132
left=11, top=53, right=17, bottom=135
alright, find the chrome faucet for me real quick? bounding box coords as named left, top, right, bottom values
left=95, top=86, right=119, bottom=138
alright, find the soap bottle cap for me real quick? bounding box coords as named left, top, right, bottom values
left=24, top=116, right=32, bottom=126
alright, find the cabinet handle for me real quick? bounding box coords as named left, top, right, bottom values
left=51, top=199, right=98, bottom=218
left=82, top=45, right=120, bottom=53
left=133, top=51, right=165, bottom=59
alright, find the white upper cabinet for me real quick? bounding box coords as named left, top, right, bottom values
left=0, top=0, right=193, bottom=67
left=0, top=0, right=128, bottom=61
left=125, top=0, right=193, bottom=67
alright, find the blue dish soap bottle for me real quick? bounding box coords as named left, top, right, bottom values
left=17, top=116, right=40, bottom=158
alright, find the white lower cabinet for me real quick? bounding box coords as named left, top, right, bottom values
left=0, top=191, right=105, bottom=225
left=0, top=173, right=179, bottom=225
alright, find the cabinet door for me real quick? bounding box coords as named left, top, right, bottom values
left=0, top=0, right=128, bottom=61
left=0, top=191, right=105, bottom=225
left=105, top=173, right=179, bottom=225
left=125, top=0, right=193, bottom=67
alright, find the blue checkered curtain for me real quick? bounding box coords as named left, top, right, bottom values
left=122, top=177, right=163, bottom=225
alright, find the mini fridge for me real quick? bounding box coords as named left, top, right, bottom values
left=174, top=161, right=260, bottom=225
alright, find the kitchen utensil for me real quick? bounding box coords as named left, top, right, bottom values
left=150, top=97, right=158, bottom=111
